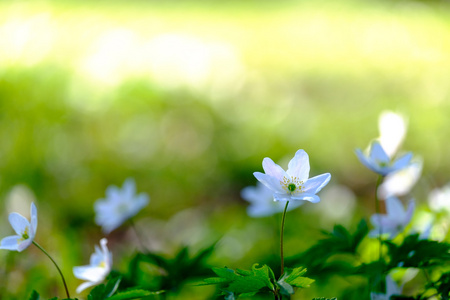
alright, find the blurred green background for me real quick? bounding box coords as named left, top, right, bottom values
left=1, top=0, right=450, bottom=299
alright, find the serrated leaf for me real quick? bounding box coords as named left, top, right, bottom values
left=28, top=291, right=40, bottom=300
left=108, top=289, right=164, bottom=300
left=201, top=277, right=230, bottom=285
left=88, top=284, right=106, bottom=300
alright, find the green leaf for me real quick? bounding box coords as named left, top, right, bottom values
left=104, top=277, right=122, bottom=297
left=284, top=267, right=314, bottom=288
left=108, top=289, right=164, bottom=300
left=203, top=264, right=277, bottom=297
left=312, top=298, right=337, bottom=300
left=28, top=291, right=40, bottom=300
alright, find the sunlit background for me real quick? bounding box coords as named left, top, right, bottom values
left=1, top=0, right=450, bottom=299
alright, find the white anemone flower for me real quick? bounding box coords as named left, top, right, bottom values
left=378, top=160, right=423, bottom=199
left=378, top=111, right=407, bottom=159
left=0, top=202, right=37, bottom=252
left=95, top=178, right=149, bottom=234
left=370, top=275, right=403, bottom=300
left=73, top=238, right=112, bottom=294
left=253, top=150, right=331, bottom=203
left=370, top=197, right=415, bottom=239
left=355, top=141, right=413, bottom=177
left=241, top=182, right=303, bottom=217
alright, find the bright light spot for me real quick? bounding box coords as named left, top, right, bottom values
left=378, top=160, right=422, bottom=199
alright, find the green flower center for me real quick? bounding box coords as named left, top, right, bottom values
left=288, top=183, right=296, bottom=192
left=281, top=176, right=304, bottom=194
left=117, top=203, right=129, bottom=214
left=20, top=227, right=29, bottom=241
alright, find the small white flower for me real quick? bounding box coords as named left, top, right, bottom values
left=378, top=160, right=422, bottom=199
left=378, top=111, right=407, bottom=159
left=370, top=197, right=415, bottom=239
left=241, top=182, right=303, bottom=217
left=0, top=202, right=37, bottom=252
left=371, top=275, right=402, bottom=300
left=95, top=178, right=149, bottom=234
left=253, top=150, right=331, bottom=203
left=355, top=141, right=413, bottom=176
left=73, top=238, right=112, bottom=294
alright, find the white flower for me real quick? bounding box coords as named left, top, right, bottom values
left=95, top=178, right=149, bottom=234
left=370, top=197, right=415, bottom=239
left=355, top=141, right=413, bottom=176
left=0, top=202, right=37, bottom=252
left=253, top=150, right=331, bottom=203
left=429, top=183, right=450, bottom=213
left=371, top=275, right=402, bottom=300
left=378, top=160, right=422, bottom=199
left=241, top=182, right=303, bottom=217
left=73, top=238, right=112, bottom=294
left=378, top=111, right=407, bottom=159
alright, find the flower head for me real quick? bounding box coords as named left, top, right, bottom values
left=73, top=238, right=112, bottom=294
left=378, top=160, right=422, bottom=199
left=370, top=197, right=415, bottom=239
left=0, top=202, right=37, bottom=252
left=253, top=150, right=331, bottom=203
left=241, top=182, right=303, bottom=217
left=355, top=141, right=413, bottom=176
left=95, top=178, right=149, bottom=234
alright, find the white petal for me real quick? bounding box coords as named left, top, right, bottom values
left=370, top=142, right=390, bottom=164
left=291, top=193, right=320, bottom=203
left=273, top=193, right=291, bottom=202
left=0, top=235, right=21, bottom=251
left=30, top=202, right=37, bottom=237
left=76, top=281, right=98, bottom=294
left=247, top=203, right=277, bottom=217
left=73, top=265, right=107, bottom=282
left=8, top=213, right=30, bottom=236
left=286, top=150, right=310, bottom=181
left=303, top=173, right=331, bottom=194
left=378, top=162, right=422, bottom=199
left=262, top=158, right=288, bottom=181
left=253, top=172, right=284, bottom=194
left=392, top=152, right=413, bottom=171
left=378, top=111, right=407, bottom=158
left=355, top=149, right=379, bottom=174
left=17, top=239, right=33, bottom=252
left=122, top=178, right=136, bottom=199
left=385, top=197, right=406, bottom=220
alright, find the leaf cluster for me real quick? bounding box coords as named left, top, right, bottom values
left=202, top=264, right=313, bottom=299
left=120, top=245, right=214, bottom=293
left=28, top=277, right=163, bottom=300
left=287, top=219, right=368, bottom=278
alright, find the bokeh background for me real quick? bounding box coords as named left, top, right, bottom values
left=1, top=0, right=450, bottom=299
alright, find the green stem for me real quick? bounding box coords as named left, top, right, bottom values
left=280, top=201, right=290, bottom=276
left=33, top=241, right=70, bottom=299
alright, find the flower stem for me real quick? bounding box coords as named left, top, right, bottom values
left=280, top=201, right=290, bottom=276
left=33, top=241, right=71, bottom=299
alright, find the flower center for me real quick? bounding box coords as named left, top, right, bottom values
left=98, top=261, right=106, bottom=268
left=288, top=183, right=296, bottom=192
left=20, top=227, right=29, bottom=241
left=281, top=176, right=304, bottom=194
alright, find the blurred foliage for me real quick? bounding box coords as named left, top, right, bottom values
left=1, top=0, right=450, bottom=299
